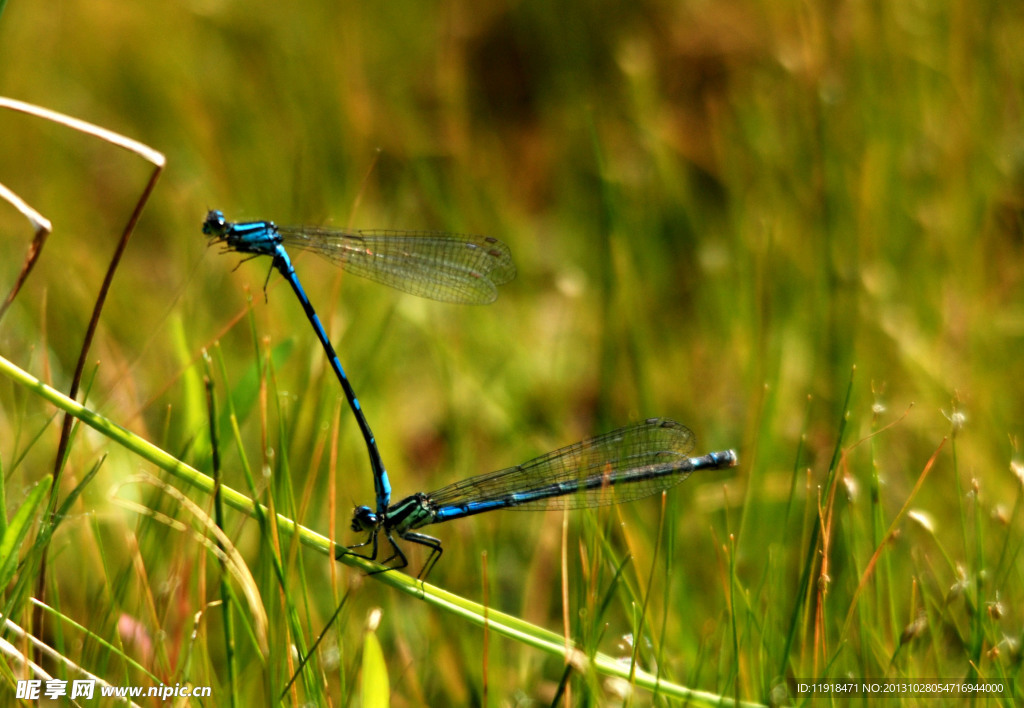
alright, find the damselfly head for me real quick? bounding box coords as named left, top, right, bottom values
left=202, top=210, right=229, bottom=238
left=351, top=505, right=378, bottom=532
left=710, top=450, right=739, bottom=468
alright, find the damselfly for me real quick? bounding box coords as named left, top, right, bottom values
left=203, top=210, right=516, bottom=512
left=344, top=418, right=737, bottom=578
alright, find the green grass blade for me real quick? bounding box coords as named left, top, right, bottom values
left=0, top=476, right=51, bottom=588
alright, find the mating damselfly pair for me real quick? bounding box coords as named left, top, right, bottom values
left=204, top=211, right=737, bottom=578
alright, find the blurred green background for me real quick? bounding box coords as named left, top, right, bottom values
left=2, top=0, right=1022, bottom=703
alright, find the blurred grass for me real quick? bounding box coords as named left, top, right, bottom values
left=1, top=0, right=1023, bottom=704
